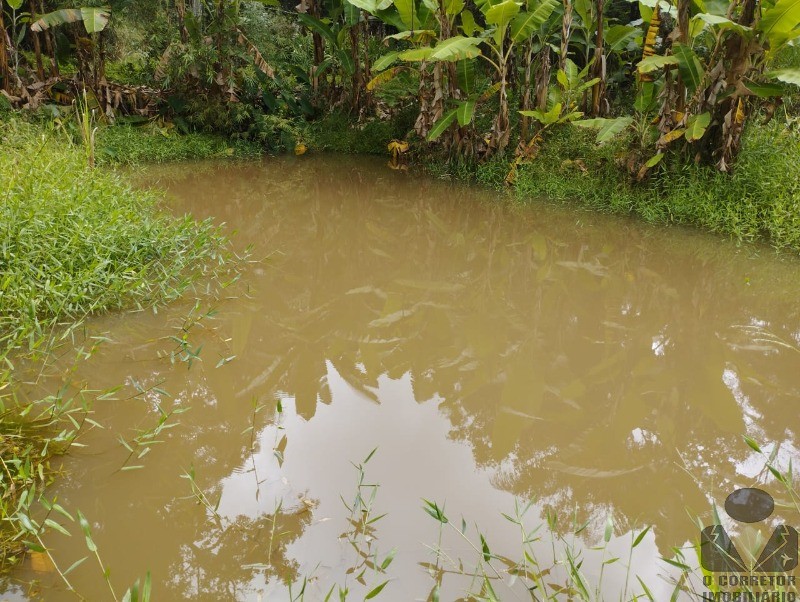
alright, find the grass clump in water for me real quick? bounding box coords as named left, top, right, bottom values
left=0, top=118, right=238, bottom=574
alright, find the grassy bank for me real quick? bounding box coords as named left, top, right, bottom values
left=28, top=106, right=800, bottom=254
left=421, top=119, right=800, bottom=253
left=96, top=124, right=264, bottom=165
left=0, top=118, right=237, bottom=572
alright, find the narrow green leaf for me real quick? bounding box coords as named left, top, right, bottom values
left=633, top=525, right=652, bottom=547
left=364, top=580, right=389, bottom=599
left=743, top=435, right=762, bottom=453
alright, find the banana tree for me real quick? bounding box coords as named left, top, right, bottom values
left=362, top=0, right=485, bottom=139
left=634, top=0, right=800, bottom=170
left=30, top=6, right=110, bottom=88
left=481, top=0, right=565, bottom=152
left=301, top=0, right=416, bottom=113
left=473, top=0, right=520, bottom=151
left=393, top=0, right=559, bottom=153
left=0, top=10, right=5, bottom=91
left=390, top=34, right=484, bottom=139
left=570, top=0, right=637, bottom=115
left=519, top=57, right=596, bottom=129
left=514, top=0, right=560, bottom=140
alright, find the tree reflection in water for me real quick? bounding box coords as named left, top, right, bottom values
left=19, top=156, right=800, bottom=600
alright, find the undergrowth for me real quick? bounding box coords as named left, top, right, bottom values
left=0, top=117, right=241, bottom=575
left=425, top=119, right=800, bottom=253
left=96, top=123, right=264, bottom=165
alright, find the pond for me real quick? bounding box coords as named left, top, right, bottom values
left=5, top=155, right=800, bottom=601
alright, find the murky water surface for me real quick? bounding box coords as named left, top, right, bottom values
left=5, top=155, right=800, bottom=601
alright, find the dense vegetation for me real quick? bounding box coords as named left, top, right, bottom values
left=0, top=117, right=237, bottom=581
left=0, top=0, right=799, bottom=594
left=1, top=0, right=798, bottom=244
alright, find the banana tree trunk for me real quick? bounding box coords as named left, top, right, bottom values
left=710, top=0, right=758, bottom=170
left=590, top=0, right=605, bottom=116
left=0, top=6, right=8, bottom=91
left=520, top=40, right=534, bottom=142
left=439, top=4, right=457, bottom=101
left=40, top=0, right=58, bottom=76
left=362, top=18, right=372, bottom=110
left=560, top=0, right=572, bottom=71
left=349, top=23, right=362, bottom=113
left=675, top=0, right=689, bottom=112
left=414, top=63, right=433, bottom=138
left=490, top=57, right=510, bottom=153
left=97, top=29, right=106, bottom=86
left=309, top=0, right=324, bottom=98
left=176, top=0, right=190, bottom=43
left=215, top=0, right=224, bottom=55
left=535, top=45, right=551, bottom=111
left=28, top=0, right=44, bottom=79
left=415, top=61, right=444, bottom=139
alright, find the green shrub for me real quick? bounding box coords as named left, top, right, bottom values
left=307, top=110, right=416, bottom=155
left=1, top=120, right=232, bottom=352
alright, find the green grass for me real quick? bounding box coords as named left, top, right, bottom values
left=0, top=117, right=240, bottom=572
left=96, top=123, right=264, bottom=165
left=1, top=120, right=234, bottom=353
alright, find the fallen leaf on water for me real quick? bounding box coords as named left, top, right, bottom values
left=548, top=461, right=643, bottom=478
left=29, top=552, right=54, bottom=573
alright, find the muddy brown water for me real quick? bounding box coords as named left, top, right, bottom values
left=4, top=155, right=800, bottom=601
